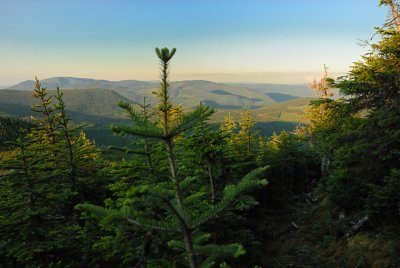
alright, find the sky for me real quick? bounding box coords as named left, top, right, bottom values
left=0, top=0, right=389, bottom=87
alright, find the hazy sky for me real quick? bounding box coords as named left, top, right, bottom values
left=0, top=0, right=388, bottom=86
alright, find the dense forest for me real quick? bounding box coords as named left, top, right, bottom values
left=1, top=1, right=400, bottom=267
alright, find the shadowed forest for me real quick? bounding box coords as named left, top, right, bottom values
left=1, top=1, right=400, bottom=267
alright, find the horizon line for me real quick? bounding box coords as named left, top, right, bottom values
left=1, top=71, right=348, bottom=88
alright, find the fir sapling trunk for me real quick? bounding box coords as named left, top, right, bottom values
left=156, top=47, right=198, bottom=268
left=32, top=78, right=58, bottom=155
left=61, top=118, right=77, bottom=192
left=248, top=130, right=251, bottom=154
left=144, top=138, right=155, bottom=177
left=20, top=142, right=35, bottom=206
left=200, top=116, right=216, bottom=204
left=165, top=138, right=198, bottom=268
left=55, top=88, right=77, bottom=193
left=141, top=98, right=155, bottom=177
left=207, top=162, right=215, bottom=204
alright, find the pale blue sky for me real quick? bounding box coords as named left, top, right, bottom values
left=0, top=0, right=388, bottom=86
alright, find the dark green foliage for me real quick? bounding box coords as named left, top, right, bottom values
left=366, top=169, right=400, bottom=223
left=0, top=116, right=34, bottom=150
left=0, top=136, right=77, bottom=265
left=0, top=79, right=107, bottom=266
left=318, top=28, right=400, bottom=216
left=180, top=105, right=226, bottom=204
left=257, top=131, right=320, bottom=203
left=302, top=6, right=400, bottom=265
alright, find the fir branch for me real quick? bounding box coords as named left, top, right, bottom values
left=108, top=146, right=151, bottom=156
left=112, top=125, right=165, bottom=139
left=78, top=203, right=179, bottom=232
left=188, top=166, right=268, bottom=229
left=167, top=105, right=214, bottom=138
left=127, top=217, right=179, bottom=232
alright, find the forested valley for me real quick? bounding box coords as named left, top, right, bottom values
left=1, top=1, right=400, bottom=267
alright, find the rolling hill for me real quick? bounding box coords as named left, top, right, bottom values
left=229, top=83, right=314, bottom=97
left=0, top=87, right=312, bottom=124
left=264, top=92, right=298, bottom=102
left=107, top=80, right=277, bottom=109
left=8, top=78, right=277, bottom=109
left=212, top=97, right=313, bottom=123
left=1, top=77, right=315, bottom=145
left=169, top=80, right=275, bottom=108
left=9, top=77, right=159, bottom=91
left=0, top=88, right=130, bottom=121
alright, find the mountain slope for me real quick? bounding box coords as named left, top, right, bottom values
left=0, top=85, right=313, bottom=124
left=0, top=88, right=130, bottom=120
left=0, top=88, right=313, bottom=145
left=229, top=83, right=314, bottom=97
left=212, top=97, right=313, bottom=123
left=265, top=92, right=298, bottom=102
left=254, top=97, right=314, bottom=122
left=9, top=77, right=158, bottom=91
left=116, top=80, right=276, bottom=108
left=170, top=80, right=275, bottom=108
left=7, top=77, right=278, bottom=109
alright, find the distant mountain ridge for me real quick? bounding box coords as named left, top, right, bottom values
left=7, top=77, right=284, bottom=109
left=9, top=77, right=159, bottom=91
left=9, top=77, right=315, bottom=95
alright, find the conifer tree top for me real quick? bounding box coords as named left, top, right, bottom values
left=155, top=47, right=176, bottom=63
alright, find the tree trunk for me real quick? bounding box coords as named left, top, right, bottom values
left=165, top=138, right=198, bottom=268
left=144, top=138, right=155, bottom=177
left=207, top=162, right=215, bottom=204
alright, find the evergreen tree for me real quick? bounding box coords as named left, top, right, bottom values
left=31, top=77, right=58, bottom=150
left=257, top=130, right=319, bottom=202
left=0, top=116, right=34, bottom=150
left=79, top=47, right=267, bottom=267
left=238, top=105, right=256, bottom=154
left=0, top=79, right=106, bottom=266
left=296, top=0, right=400, bottom=267
left=181, top=103, right=224, bottom=204
left=313, top=4, right=400, bottom=215
left=220, top=112, right=237, bottom=145
left=304, top=3, right=400, bottom=265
